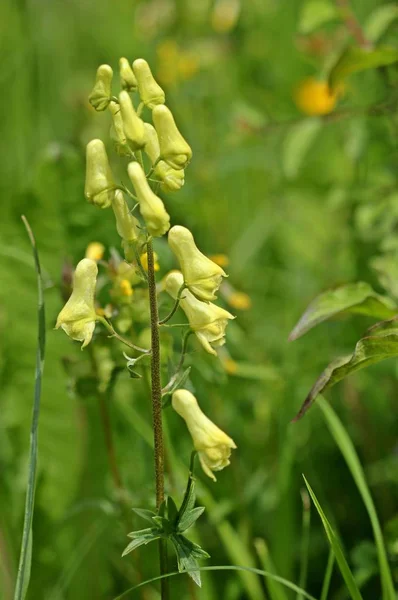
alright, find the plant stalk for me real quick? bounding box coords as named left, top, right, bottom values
left=146, top=239, right=169, bottom=600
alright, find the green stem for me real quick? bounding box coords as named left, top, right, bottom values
left=96, top=316, right=150, bottom=354
left=146, top=240, right=169, bottom=600
left=162, top=329, right=193, bottom=396
left=159, top=284, right=186, bottom=325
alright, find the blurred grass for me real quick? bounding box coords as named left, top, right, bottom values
left=0, top=0, right=397, bottom=599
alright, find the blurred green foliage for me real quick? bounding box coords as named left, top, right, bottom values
left=0, top=0, right=397, bottom=599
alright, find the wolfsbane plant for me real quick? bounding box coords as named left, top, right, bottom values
left=56, top=57, right=237, bottom=593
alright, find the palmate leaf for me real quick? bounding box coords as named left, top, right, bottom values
left=170, top=534, right=211, bottom=587
left=293, top=330, right=398, bottom=420
left=122, top=528, right=160, bottom=557
left=328, top=45, right=398, bottom=90
left=289, top=281, right=397, bottom=341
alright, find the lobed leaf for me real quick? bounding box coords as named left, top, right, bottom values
left=289, top=281, right=396, bottom=341
left=178, top=506, right=206, bottom=533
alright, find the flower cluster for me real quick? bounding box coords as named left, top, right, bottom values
left=56, top=57, right=236, bottom=480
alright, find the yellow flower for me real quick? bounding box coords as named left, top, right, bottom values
left=56, top=258, right=98, bottom=348
left=119, top=279, right=134, bottom=297
left=168, top=226, right=227, bottom=301
left=133, top=58, right=165, bottom=109
left=294, top=78, right=339, bottom=116
left=228, top=291, right=251, bottom=310
left=85, top=242, right=105, bottom=261
left=88, top=64, right=113, bottom=111
left=172, top=389, right=236, bottom=481
left=152, top=105, right=192, bottom=170
left=140, top=251, right=160, bottom=272
left=211, top=0, right=241, bottom=34
left=209, top=254, right=229, bottom=268
left=127, top=162, right=170, bottom=237
left=165, top=271, right=234, bottom=355
left=112, top=189, right=140, bottom=243
left=119, top=90, right=146, bottom=150
left=119, top=57, right=138, bottom=91
left=223, top=358, right=238, bottom=374
left=109, top=101, right=129, bottom=154
left=143, top=123, right=185, bottom=192
left=84, top=139, right=115, bottom=209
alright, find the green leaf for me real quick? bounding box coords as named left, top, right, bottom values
left=298, top=0, right=338, bottom=34
left=167, top=496, right=179, bottom=524
left=127, top=527, right=157, bottom=539
left=318, top=397, right=396, bottom=600
left=371, top=253, right=398, bottom=300
left=283, top=118, right=322, bottom=180
left=293, top=331, right=398, bottom=420
left=303, top=476, right=364, bottom=600
left=162, top=366, right=192, bottom=405
left=131, top=508, right=157, bottom=523
left=178, top=507, right=206, bottom=533
left=289, top=282, right=397, bottom=341
left=364, top=5, right=398, bottom=43
left=328, top=45, right=398, bottom=90
left=14, top=218, right=46, bottom=600
left=170, top=534, right=210, bottom=587
left=122, top=530, right=161, bottom=557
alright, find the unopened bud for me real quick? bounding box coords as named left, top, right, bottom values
left=109, top=101, right=128, bottom=155
left=152, top=105, right=192, bottom=169
left=84, top=139, right=115, bottom=209
left=112, top=189, right=140, bottom=243
left=119, top=57, right=138, bottom=91
left=119, top=91, right=146, bottom=150
left=127, top=162, right=170, bottom=237
left=143, top=124, right=184, bottom=192
left=89, top=64, right=113, bottom=111
left=133, top=58, right=165, bottom=109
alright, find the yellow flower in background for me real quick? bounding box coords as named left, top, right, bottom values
left=165, top=271, right=234, bottom=356
left=127, top=162, right=170, bottom=237
left=294, top=78, right=340, bottom=116
left=85, top=242, right=105, bottom=261
left=141, top=251, right=160, bottom=272
left=119, top=90, right=146, bottom=150
left=223, top=358, right=238, bottom=374
left=172, top=389, right=236, bottom=481
left=88, top=64, right=113, bottom=111
left=168, top=225, right=227, bottom=301
left=211, top=0, right=241, bottom=34
left=132, top=58, right=165, bottom=109
left=56, top=258, right=98, bottom=348
left=119, top=57, right=137, bottom=91
left=152, top=105, right=192, bottom=170
left=209, top=254, right=230, bottom=268
left=84, top=139, right=115, bottom=209
left=156, top=40, right=200, bottom=86
left=119, top=279, right=134, bottom=297
left=221, top=281, right=252, bottom=310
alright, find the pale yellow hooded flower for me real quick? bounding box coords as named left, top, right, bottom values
left=168, top=226, right=226, bottom=301
left=127, top=162, right=170, bottom=237
left=84, top=139, right=115, bottom=209
left=109, top=101, right=129, bottom=155
left=143, top=123, right=185, bottom=192
left=152, top=105, right=192, bottom=170
left=119, top=90, right=146, bottom=150
left=88, top=64, right=113, bottom=111
left=133, top=58, right=165, bottom=109
left=56, top=258, right=98, bottom=348
left=119, top=57, right=138, bottom=91
left=112, top=189, right=140, bottom=243
left=165, top=271, right=234, bottom=355
left=172, top=389, right=236, bottom=481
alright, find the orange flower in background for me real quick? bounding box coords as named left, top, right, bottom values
left=294, top=77, right=342, bottom=116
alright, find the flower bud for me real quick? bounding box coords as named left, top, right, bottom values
left=85, top=242, right=105, bottom=261
left=112, top=189, right=140, bottom=243
left=152, top=105, right=192, bottom=169
left=165, top=271, right=234, bottom=355
left=119, top=91, right=146, bottom=150
left=88, top=64, right=113, bottom=111
left=56, top=258, right=98, bottom=348
left=168, top=226, right=226, bottom=301
left=143, top=124, right=184, bottom=192
left=109, top=101, right=129, bottom=155
left=133, top=58, right=165, bottom=109
left=127, top=162, right=170, bottom=237
left=84, top=139, right=115, bottom=208
left=119, top=57, right=138, bottom=91
left=172, top=389, right=236, bottom=481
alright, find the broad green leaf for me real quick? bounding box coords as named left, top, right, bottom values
left=131, top=508, right=157, bottom=523
left=329, top=45, right=398, bottom=90
left=293, top=331, right=398, bottom=420
left=318, top=397, right=396, bottom=600
left=289, top=282, right=397, bottom=341
left=303, top=477, right=364, bottom=600
left=298, top=0, right=338, bottom=34
left=14, top=218, right=45, bottom=600
left=178, top=507, right=206, bottom=533
left=364, top=5, right=398, bottom=43
left=283, top=118, right=322, bottom=179
left=371, top=253, right=398, bottom=300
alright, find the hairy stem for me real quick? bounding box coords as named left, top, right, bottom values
left=146, top=239, right=169, bottom=600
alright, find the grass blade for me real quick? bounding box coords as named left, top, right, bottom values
left=320, top=550, right=334, bottom=600
left=297, top=490, right=311, bottom=600
left=318, top=396, right=395, bottom=600
left=254, top=538, right=288, bottom=600
left=303, top=476, right=363, bottom=600
left=14, top=217, right=46, bottom=600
